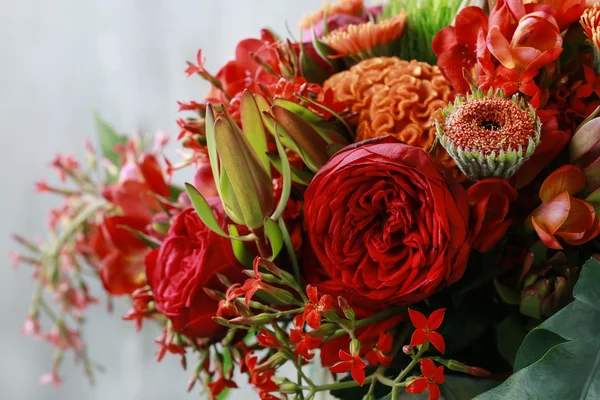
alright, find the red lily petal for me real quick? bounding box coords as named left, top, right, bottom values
left=406, top=377, right=428, bottom=394
left=408, top=309, right=428, bottom=329
left=428, top=383, right=441, bottom=400
left=427, top=331, right=446, bottom=354
left=410, top=329, right=428, bottom=348
left=539, top=165, right=586, bottom=203
left=427, top=309, right=446, bottom=330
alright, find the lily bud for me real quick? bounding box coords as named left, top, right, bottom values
left=337, top=297, right=356, bottom=321
left=228, top=313, right=273, bottom=326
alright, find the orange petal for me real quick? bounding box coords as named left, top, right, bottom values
left=531, top=217, right=563, bottom=250
left=531, top=192, right=571, bottom=233
left=539, top=165, right=586, bottom=203
left=557, top=197, right=595, bottom=235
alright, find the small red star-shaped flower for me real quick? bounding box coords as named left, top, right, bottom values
left=408, top=308, right=446, bottom=354
left=303, top=285, right=333, bottom=329
left=576, top=65, right=600, bottom=99
left=329, top=350, right=367, bottom=386
left=239, top=259, right=268, bottom=306
left=406, top=358, right=445, bottom=400
left=290, top=328, right=322, bottom=360
left=207, top=374, right=238, bottom=399
left=363, top=332, right=394, bottom=367
left=256, top=329, right=282, bottom=348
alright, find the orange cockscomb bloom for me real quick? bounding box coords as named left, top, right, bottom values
left=581, top=4, right=600, bottom=51
left=298, top=0, right=364, bottom=30
left=322, top=13, right=407, bottom=59
left=323, top=57, right=460, bottom=177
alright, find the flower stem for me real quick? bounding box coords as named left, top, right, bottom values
left=325, top=306, right=405, bottom=342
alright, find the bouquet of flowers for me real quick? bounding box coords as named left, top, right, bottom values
left=13, top=0, right=600, bottom=398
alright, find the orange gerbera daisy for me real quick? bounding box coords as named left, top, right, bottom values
left=581, top=4, right=600, bottom=51
left=323, top=56, right=462, bottom=178
left=322, top=12, right=407, bottom=59
left=298, top=0, right=364, bottom=30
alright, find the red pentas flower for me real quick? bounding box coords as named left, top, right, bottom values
left=468, top=178, right=518, bottom=253
left=409, top=309, right=446, bottom=354
left=303, top=285, right=333, bottom=329
left=329, top=350, right=368, bottom=386
left=406, top=359, right=445, bottom=400
left=257, top=329, right=282, bottom=348
left=363, top=332, right=393, bottom=367
left=208, top=373, right=238, bottom=399
left=290, top=328, right=322, bottom=361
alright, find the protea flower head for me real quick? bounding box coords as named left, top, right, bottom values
left=435, top=89, right=541, bottom=181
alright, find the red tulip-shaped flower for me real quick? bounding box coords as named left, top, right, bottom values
left=531, top=165, right=600, bottom=249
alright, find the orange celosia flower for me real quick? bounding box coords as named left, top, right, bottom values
left=581, top=4, right=600, bottom=51
left=322, top=12, right=407, bottom=59
left=298, top=0, right=364, bottom=30
left=323, top=57, right=461, bottom=177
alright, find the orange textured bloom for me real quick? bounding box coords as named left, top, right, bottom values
left=323, top=57, right=460, bottom=176
left=299, top=0, right=364, bottom=29
left=581, top=4, right=600, bottom=51
left=322, top=13, right=407, bottom=59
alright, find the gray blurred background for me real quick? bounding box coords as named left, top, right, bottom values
left=0, top=1, right=321, bottom=398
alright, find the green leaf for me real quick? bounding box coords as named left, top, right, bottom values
left=299, top=38, right=330, bottom=85
left=94, top=113, right=128, bottom=169
left=476, top=257, right=600, bottom=399
left=205, top=105, right=222, bottom=199
left=185, top=182, right=229, bottom=237
left=229, top=225, right=253, bottom=268
left=264, top=217, right=283, bottom=261
left=496, top=315, right=528, bottom=367
left=493, top=279, right=521, bottom=305
left=267, top=154, right=311, bottom=185
left=278, top=218, right=300, bottom=284
left=240, top=90, right=271, bottom=177
left=270, top=131, right=292, bottom=221
left=117, top=225, right=162, bottom=249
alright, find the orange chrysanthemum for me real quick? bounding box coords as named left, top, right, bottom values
left=581, top=4, right=600, bottom=50
left=322, top=13, right=407, bottom=59
left=299, top=0, right=364, bottom=29
left=323, top=57, right=461, bottom=177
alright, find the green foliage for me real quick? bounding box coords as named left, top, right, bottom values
left=476, top=258, right=600, bottom=399
left=384, top=0, right=463, bottom=65
left=94, top=113, right=128, bottom=180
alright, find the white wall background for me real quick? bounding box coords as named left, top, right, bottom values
left=0, top=1, right=322, bottom=399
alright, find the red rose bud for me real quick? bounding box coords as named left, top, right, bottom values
left=212, top=116, right=274, bottom=229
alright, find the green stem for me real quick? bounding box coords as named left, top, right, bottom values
left=326, top=306, right=405, bottom=342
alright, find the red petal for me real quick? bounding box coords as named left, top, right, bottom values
left=351, top=365, right=366, bottom=386
left=329, top=361, right=352, bottom=374
left=427, top=309, right=446, bottom=330
left=531, top=217, right=563, bottom=250
left=427, top=331, right=446, bottom=354
left=410, top=329, right=428, bottom=348
left=557, top=197, right=595, bottom=235
left=320, top=294, right=333, bottom=310
left=420, top=358, right=437, bottom=377
left=487, top=26, right=515, bottom=69
left=454, top=6, right=489, bottom=46
left=408, top=309, right=428, bottom=329
left=428, top=383, right=441, bottom=400
left=432, top=26, right=458, bottom=56
left=306, top=285, right=318, bottom=304
left=584, top=64, right=596, bottom=85
left=406, top=378, right=428, bottom=394
left=531, top=192, right=571, bottom=233
left=339, top=349, right=353, bottom=362
left=433, top=366, right=445, bottom=384
left=539, top=165, right=586, bottom=203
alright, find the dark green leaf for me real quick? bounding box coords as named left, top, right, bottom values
left=264, top=217, right=283, bottom=261
left=94, top=113, right=128, bottom=169
left=496, top=315, right=527, bottom=367
left=476, top=258, right=600, bottom=399
left=185, top=182, right=228, bottom=238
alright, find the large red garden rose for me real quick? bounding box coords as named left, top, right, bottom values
left=304, top=137, right=471, bottom=305
left=146, top=199, right=243, bottom=339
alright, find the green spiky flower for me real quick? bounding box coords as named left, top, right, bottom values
left=435, top=89, right=541, bottom=181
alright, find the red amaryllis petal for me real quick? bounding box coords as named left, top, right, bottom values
left=408, top=309, right=428, bottom=329
left=487, top=26, right=515, bottom=69
left=532, top=192, right=571, bottom=233
left=454, top=6, right=489, bottom=45
left=406, top=377, right=428, bottom=394
left=428, top=383, right=441, bottom=400
left=410, top=329, right=428, bottom=348
left=427, top=331, right=446, bottom=354
left=432, top=26, right=457, bottom=56
left=531, top=217, right=563, bottom=250
left=427, top=309, right=446, bottom=330
left=539, top=165, right=586, bottom=203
